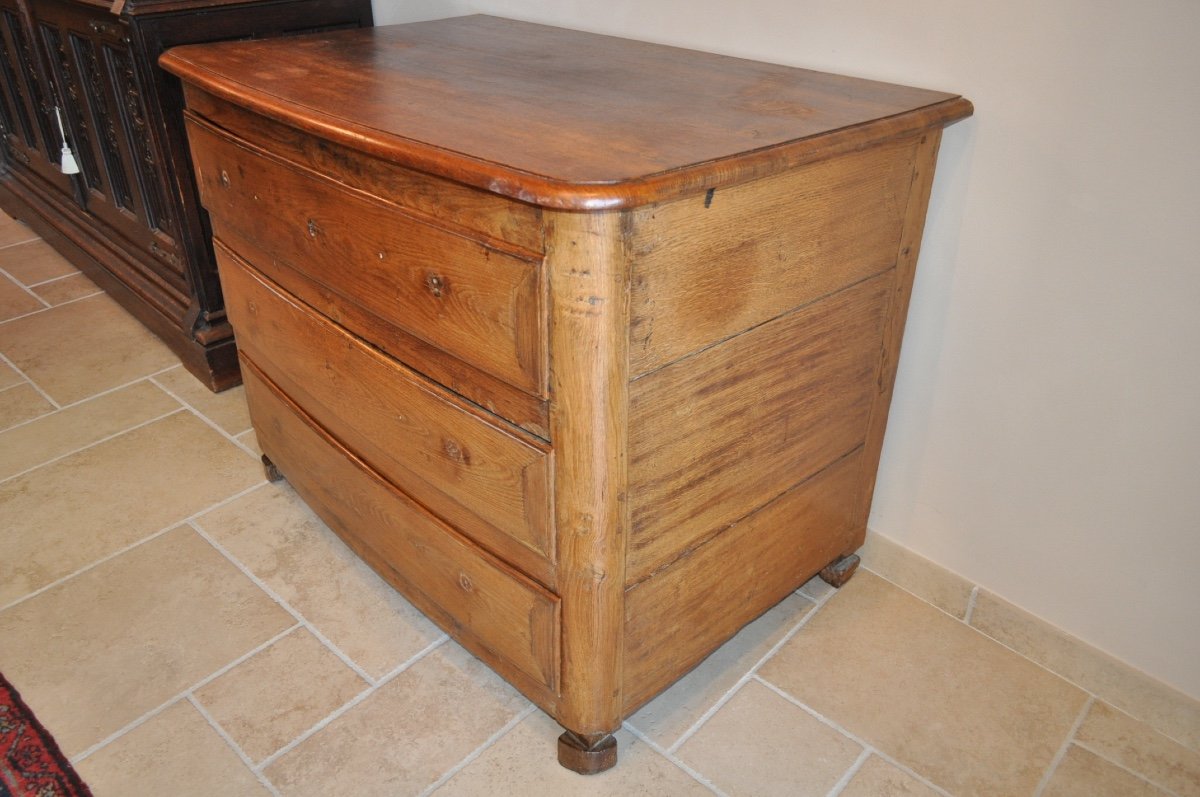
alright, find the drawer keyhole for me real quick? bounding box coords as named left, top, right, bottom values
left=219, top=169, right=230, bottom=188
left=458, top=572, right=474, bottom=593
left=426, top=274, right=445, bottom=298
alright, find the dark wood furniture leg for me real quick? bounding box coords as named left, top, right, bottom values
left=262, top=454, right=284, bottom=483
left=819, top=553, right=861, bottom=588
left=557, top=730, right=618, bottom=774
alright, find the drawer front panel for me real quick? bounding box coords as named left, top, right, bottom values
left=218, top=245, right=555, bottom=573
left=244, top=361, right=560, bottom=694
left=188, top=118, right=546, bottom=396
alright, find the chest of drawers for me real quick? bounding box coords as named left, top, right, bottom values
left=161, top=15, right=971, bottom=772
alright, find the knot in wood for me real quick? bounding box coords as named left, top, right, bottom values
left=443, top=438, right=469, bottom=464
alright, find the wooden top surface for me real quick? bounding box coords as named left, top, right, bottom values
left=161, top=15, right=972, bottom=209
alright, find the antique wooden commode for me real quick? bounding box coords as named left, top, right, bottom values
left=161, top=16, right=972, bottom=772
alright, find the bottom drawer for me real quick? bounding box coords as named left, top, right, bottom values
left=243, top=358, right=561, bottom=698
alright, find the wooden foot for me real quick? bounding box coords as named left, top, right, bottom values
left=818, top=553, right=860, bottom=588
left=262, top=454, right=284, bottom=483
left=557, top=731, right=617, bottom=774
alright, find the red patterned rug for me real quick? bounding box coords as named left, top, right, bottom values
left=1, top=673, right=92, bottom=797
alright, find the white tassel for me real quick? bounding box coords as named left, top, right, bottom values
left=53, top=106, right=80, bottom=175
left=60, top=143, right=79, bottom=175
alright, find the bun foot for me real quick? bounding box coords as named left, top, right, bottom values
left=557, top=731, right=617, bottom=774
left=262, top=454, right=284, bottom=483
left=819, top=553, right=860, bottom=588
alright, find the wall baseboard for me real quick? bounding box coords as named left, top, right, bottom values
left=859, top=530, right=1200, bottom=752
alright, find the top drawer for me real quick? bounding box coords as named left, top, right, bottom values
left=186, top=116, right=547, bottom=397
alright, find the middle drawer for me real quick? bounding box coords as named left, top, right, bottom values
left=217, top=243, right=556, bottom=582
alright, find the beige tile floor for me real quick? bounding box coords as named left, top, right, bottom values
left=2, top=212, right=1198, bottom=796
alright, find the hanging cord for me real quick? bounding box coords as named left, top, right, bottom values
left=53, top=105, right=80, bottom=175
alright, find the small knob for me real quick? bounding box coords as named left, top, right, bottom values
left=426, top=274, right=445, bottom=298
left=306, top=219, right=319, bottom=238
left=219, top=169, right=230, bottom=188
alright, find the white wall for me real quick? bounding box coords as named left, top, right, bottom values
left=372, top=0, right=1200, bottom=699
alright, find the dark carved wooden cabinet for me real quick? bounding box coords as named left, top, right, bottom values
left=0, top=0, right=372, bottom=389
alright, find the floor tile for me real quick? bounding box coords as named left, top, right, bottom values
left=1042, top=745, right=1171, bottom=797
left=0, top=360, right=20, bottom=390
left=154, top=366, right=253, bottom=435
left=74, top=699, right=271, bottom=797
left=0, top=382, right=53, bottom=430
left=972, top=589, right=1200, bottom=750
left=758, top=572, right=1087, bottom=796
left=0, top=527, right=293, bottom=756
left=198, top=483, right=444, bottom=679
left=859, top=531, right=974, bottom=619
left=839, top=755, right=943, bottom=797
left=0, top=270, right=43, bottom=320
left=0, top=380, right=179, bottom=481
left=195, top=627, right=368, bottom=764
left=0, top=212, right=37, bottom=248
left=0, top=292, right=177, bottom=404
left=265, top=643, right=529, bottom=797
left=0, top=410, right=262, bottom=605
left=28, top=272, right=101, bottom=306
left=675, top=680, right=861, bottom=797
left=1076, top=701, right=1200, bottom=796
left=435, top=710, right=710, bottom=796
left=236, top=428, right=262, bottom=457
left=0, top=239, right=77, bottom=285
left=798, top=572, right=837, bottom=603
left=627, top=591, right=815, bottom=748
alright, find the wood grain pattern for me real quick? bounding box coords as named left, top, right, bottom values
left=218, top=243, right=556, bottom=584
left=160, top=16, right=971, bottom=209
left=853, top=130, right=945, bottom=533
left=546, top=210, right=630, bottom=737
left=183, top=86, right=544, bottom=253
left=188, top=116, right=547, bottom=396
left=164, top=15, right=974, bottom=767
left=245, top=358, right=561, bottom=696
left=628, top=136, right=917, bottom=376
left=627, top=273, right=892, bottom=583
left=209, top=219, right=551, bottom=440
left=623, top=450, right=863, bottom=713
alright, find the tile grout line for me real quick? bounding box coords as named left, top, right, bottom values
left=149, top=374, right=256, bottom=456
left=0, top=233, right=40, bottom=251
left=416, top=704, right=538, bottom=797
left=1071, top=739, right=1187, bottom=797
left=621, top=722, right=729, bottom=796
left=0, top=265, right=53, bottom=311
left=857, top=565, right=1200, bottom=750
left=963, top=584, right=980, bottom=625
left=0, top=351, right=59, bottom=410
left=752, top=675, right=955, bottom=797
left=188, top=518, right=382, bottom=688
left=0, top=481, right=267, bottom=614
left=69, top=622, right=302, bottom=764
left=0, top=285, right=106, bottom=325
left=1032, top=695, right=1095, bottom=797
left=188, top=694, right=283, bottom=797
left=862, top=561, right=1200, bottom=755
left=0, top=407, right=185, bottom=485
left=253, top=635, right=452, bottom=774
left=664, top=581, right=838, bottom=755
left=825, top=748, right=872, bottom=797
left=25, top=271, right=88, bottom=288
